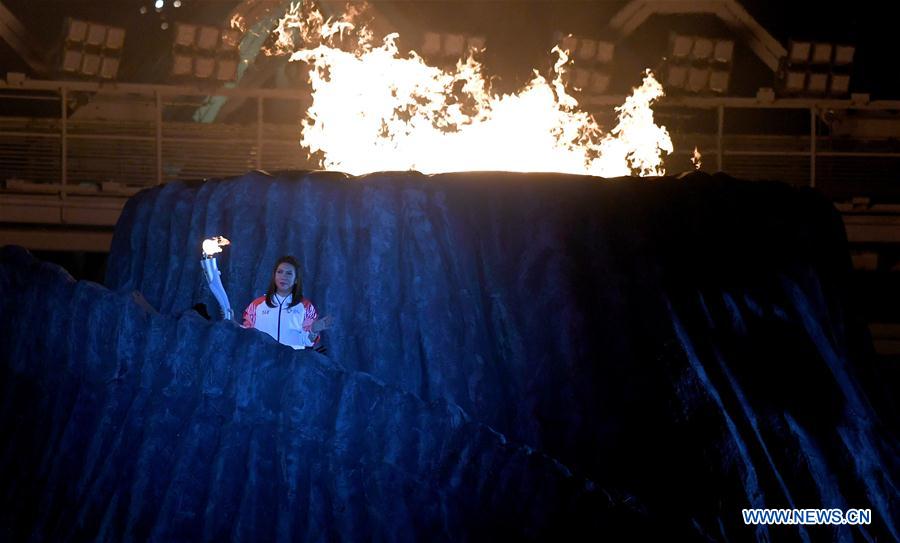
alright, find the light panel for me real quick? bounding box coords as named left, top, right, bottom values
left=789, top=41, right=812, bottom=63
left=671, top=35, right=693, bottom=59
left=595, top=41, right=614, bottom=64
left=686, top=67, right=710, bottom=93
left=589, top=70, right=611, bottom=93
left=830, top=73, right=851, bottom=95
left=421, top=32, right=442, bottom=56
left=86, top=24, right=107, bottom=47
left=576, top=39, right=597, bottom=61
left=443, top=34, right=465, bottom=57
left=194, top=56, right=216, bottom=78
left=807, top=72, right=828, bottom=93
left=570, top=67, right=591, bottom=89
left=174, top=23, right=197, bottom=48
left=834, top=45, right=855, bottom=66
left=784, top=71, right=807, bottom=92
left=709, top=70, right=730, bottom=93
left=81, top=53, right=102, bottom=76
left=196, top=26, right=220, bottom=51
left=216, top=58, right=239, bottom=81
left=172, top=53, right=194, bottom=77
left=62, top=49, right=83, bottom=73
left=466, top=36, right=486, bottom=51
left=99, top=56, right=120, bottom=79
left=692, top=38, right=714, bottom=60
left=104, top=27, right=126, bottom=50
left=811, top=43, right=833, bottom=64
left=558, top=34, right=578, bottom=54
left=66, top=19, right=88, bottom=43
left=712, top=40, right=734, bottom=64
left=666, top=65, right=688, bottom=89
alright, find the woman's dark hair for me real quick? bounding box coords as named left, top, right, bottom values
left=265, top=255, right=303, bottom=308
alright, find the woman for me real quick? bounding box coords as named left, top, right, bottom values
left=241, top=255, right=330, bottom=349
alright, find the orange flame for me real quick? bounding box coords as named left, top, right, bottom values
left=230, top=13, right=246, bottom=32
left=270, top=1, right=673, bottom=177
left=692, top=147, right=702, bottom=170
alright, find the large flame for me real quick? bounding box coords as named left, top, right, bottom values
left=271, top=1, right=673, bottom=177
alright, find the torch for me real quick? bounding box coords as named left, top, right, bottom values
left=201, top=236, right=234, bottom=321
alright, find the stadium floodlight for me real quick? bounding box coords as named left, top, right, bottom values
left=60, top=19, right=126, bottom=80
left=553, top=33, right=614, bottom=95
left=171, top=24, right=241, bottom=83
left=665, top=34, right=732, bottom=94
left=421, top=32, right=486, bottom=60
left=781, top=39, right=856, bottom=96
left=554, top=33, right=613, bottom=65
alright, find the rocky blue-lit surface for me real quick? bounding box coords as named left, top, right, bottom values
left=1, top=171, right=896, bottom=540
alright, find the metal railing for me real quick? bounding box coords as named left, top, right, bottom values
left=585, top=94, right=900, bottom=195
left=0, top=80, right=316, bottom=192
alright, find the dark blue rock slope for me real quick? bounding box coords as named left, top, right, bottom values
left=1, top=170, right=897, bottom=540
left=0, top=246, right=642, bottom=542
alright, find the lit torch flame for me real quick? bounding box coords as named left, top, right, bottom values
left=269, top=1, right=673, bottom=177
left=691, top=147, right=702, bottom=170
left=202, top=236, right=231, bottom=257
